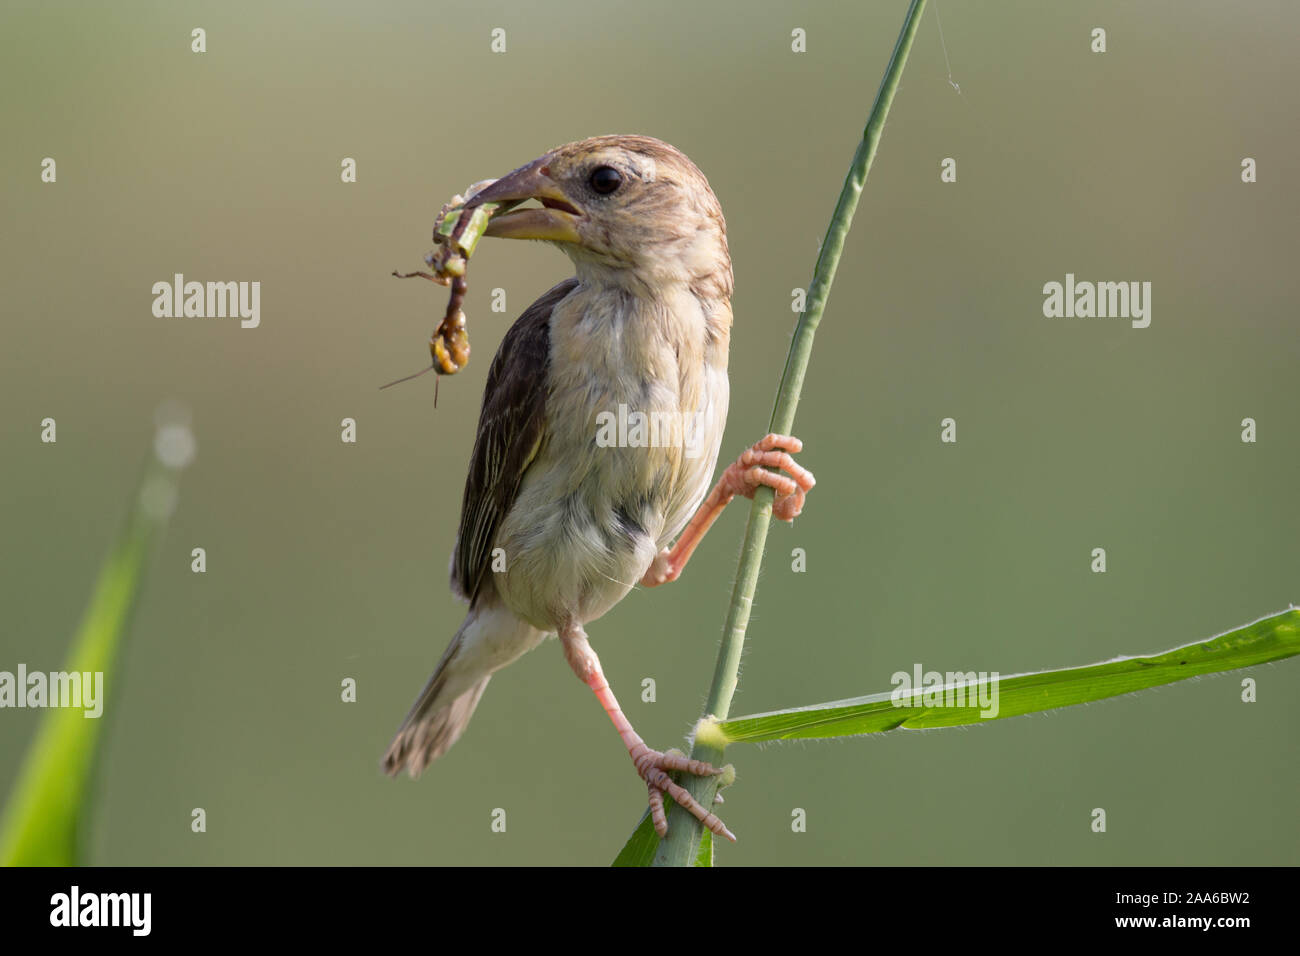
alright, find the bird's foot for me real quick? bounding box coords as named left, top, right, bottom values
left=726, top=433, right=815, bottom=521
left=639, top=433, right=814, bottom=588
left=563, top=623, right=736, bottom=841
left=633, top=744, right=736, bottom=842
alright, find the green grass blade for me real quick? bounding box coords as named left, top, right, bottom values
left=708, top=608, right=1300, bottom=744
left=612, top=806, right=712, bottom=867
left=0, top=414, right=193, bottom=865
left=611, top=812, right=657, bottom=867
left=695, top=828, right=713, bottom=867
left=651, top=0, right=930, bottom=868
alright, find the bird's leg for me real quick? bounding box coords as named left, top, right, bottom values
left=559, top=621, right=736, bottom=842
left=641, top=433, right=815, bottom=587
left=391, top=269, right=445, bottom=283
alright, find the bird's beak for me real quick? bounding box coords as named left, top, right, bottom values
left=473, top=157, right=582, bottom=244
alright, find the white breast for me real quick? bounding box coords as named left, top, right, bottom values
left=492, top=281, right=729, bottom=631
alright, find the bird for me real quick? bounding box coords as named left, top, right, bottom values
left=382, top=135, right=815, bottom=841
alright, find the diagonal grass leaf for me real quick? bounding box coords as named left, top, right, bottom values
left=612, top=804, right=712, bottom=867
left=708, top=608, right=1300, bottom=744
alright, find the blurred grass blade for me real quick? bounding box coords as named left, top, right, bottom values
left=613, top=805, right=712, bottom=867
left=0, top=412, right=194, bottom=865
left=707, top=608, right=1300, bottom=744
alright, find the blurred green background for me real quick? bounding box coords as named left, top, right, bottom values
left=2, top=0, right=1297, bottom=865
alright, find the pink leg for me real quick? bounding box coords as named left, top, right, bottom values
left=642, top=433, right=815, bottom=587
left=560, top=622, right=735, bottom=842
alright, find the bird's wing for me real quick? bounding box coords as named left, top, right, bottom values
left=452, top=277, right=579, bottom=605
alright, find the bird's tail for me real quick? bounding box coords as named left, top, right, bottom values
left=382, top=677, right=490, bottom=778
left=382, top=604, right=544, bottom=777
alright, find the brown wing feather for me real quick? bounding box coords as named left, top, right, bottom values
left=451, top=277, right=579, bottom=605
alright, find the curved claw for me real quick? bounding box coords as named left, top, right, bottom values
left=636, top=747, right=735, bottom=842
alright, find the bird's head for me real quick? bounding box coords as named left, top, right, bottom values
left=469, top=135, right=732, bottom=297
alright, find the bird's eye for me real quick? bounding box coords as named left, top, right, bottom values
left=589, top=166, right=623, bottom=195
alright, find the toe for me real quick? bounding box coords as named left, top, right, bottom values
left=753, top=433, right=803, bottom=454
left=655, top=750, right=723, bottom=777
left=636, top=749, right=737, bottom=842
